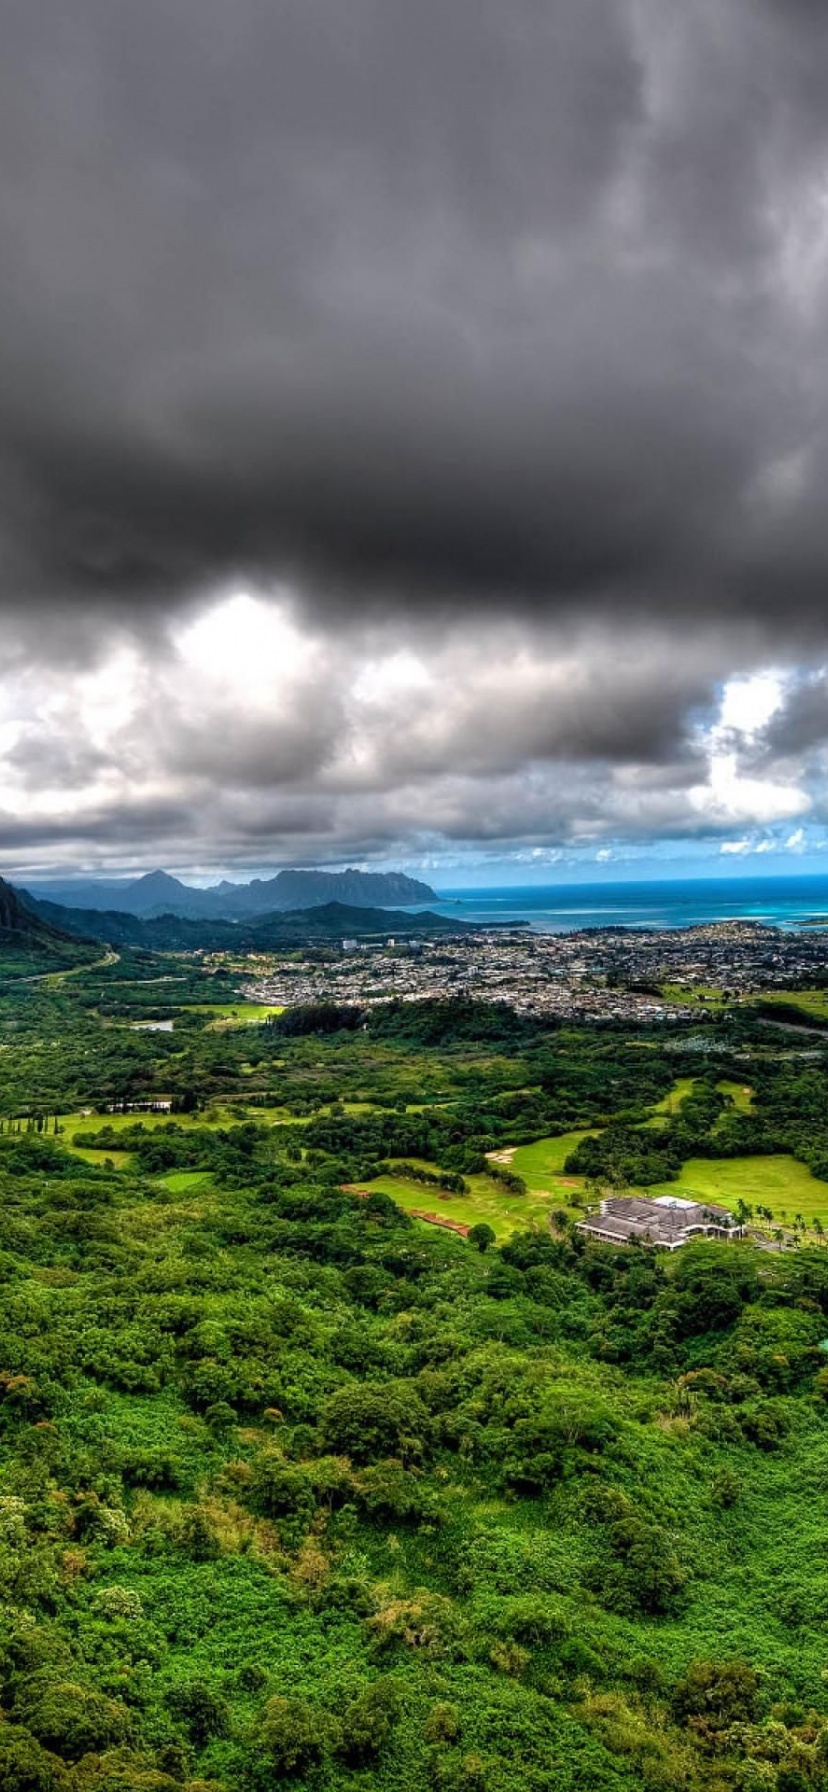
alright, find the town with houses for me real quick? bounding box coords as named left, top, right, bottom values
left=229, top=918, right=828, bottom=1024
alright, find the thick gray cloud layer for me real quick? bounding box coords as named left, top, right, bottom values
left=1, top=0, right=828, bottom=868
left=0, top=0, right=826, bottom=625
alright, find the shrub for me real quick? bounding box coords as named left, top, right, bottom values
left=600, top=1518, right=687, bottom=1616
left=337, top=1677, right=401, bottom=1763
left=204, top=1400, right=238, bottom=1432
left=423, top=1702, right=461, bottom=1745
left=815, top=1365, right=828, bottom=1400
left=0, top=1726, right=66, bottom=1791
left=740, top=1399, right=791, bottom=1449
left=250, top=1454, right=315, bottom=1525
left=258, top=1695, right=326, bottom=1775
left=354, top=1459, right=439, bottom=1523
left=711, top=1466, right=741, bottom=1508
left=490, top=1640, right=531, bottom=1677
left=369, top=1592, right=465, bottom=1658
left=321, top=1382, right=432, bottom=1464
left=20, top=1680, right=132, bottom=1760
left=119, top=1447, right=184, bottom=1490
left=672, top=1657, right=760, bottom=1731
left=95, top=1585, right=144, bottom=1621
left=177, top=1504, right=221, bottom=1562
left=165, top=1680, right=231, bottom=1746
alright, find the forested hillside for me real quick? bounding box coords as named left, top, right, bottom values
left=0, top=878, right=98, bottom=978
left=1, top=969, right=828, bottom=1789
left=22, top=895, right=474, bottom=952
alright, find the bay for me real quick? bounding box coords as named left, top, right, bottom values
left=424, top=874, right=828, bottom=933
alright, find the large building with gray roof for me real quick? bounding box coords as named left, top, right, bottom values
left=578, top=1193, right=741, bottom=1251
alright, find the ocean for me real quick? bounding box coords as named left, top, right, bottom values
left=426, top=875, right=828, bottom=934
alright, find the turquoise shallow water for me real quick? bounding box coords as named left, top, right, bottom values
left=423, top=876, right=828, bottom=934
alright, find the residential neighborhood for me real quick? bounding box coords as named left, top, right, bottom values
left=231, top=919, right=828, bottom=1024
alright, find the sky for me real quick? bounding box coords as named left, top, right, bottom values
left=3, top=0, right=828, bottom=885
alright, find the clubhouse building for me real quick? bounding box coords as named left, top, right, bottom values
left=578, top=1193, right=741, bottom=1251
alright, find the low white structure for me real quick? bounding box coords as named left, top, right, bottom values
left=578, top=1193, right=741, bottom=1250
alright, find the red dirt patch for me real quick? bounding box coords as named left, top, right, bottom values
left=409, top=1210, right=471, bottom=1237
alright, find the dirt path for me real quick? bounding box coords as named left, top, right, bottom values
left=342, top=1186, right=471, bottom=1237
left=409, top=1210, right=471, bottom=1236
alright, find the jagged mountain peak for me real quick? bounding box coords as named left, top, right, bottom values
left=129, top=869, right=186, bottom=890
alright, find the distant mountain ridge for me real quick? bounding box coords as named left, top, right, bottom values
left=23, top=894, right=474, bottom=951
left=25, top=866, right=437, bottom=920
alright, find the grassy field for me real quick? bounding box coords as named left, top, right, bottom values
left=759, top=989, right=828, bottom=1021
left=358, top=1131, right=596, bottom=1242
left=156, top=1169, right=215, bottom=1193
left=69, top=1144, right=133, bottom=1168
left=357, top=1157, right=569, bottom=1240
left=505, top=1129, right=594, bottom=1192
left=648, top=1154, right=828, bottom=1223
left=183, top=1002, right=284, bottom=1027
left=51, top=1072, right=827, bottom=1245
left=368, top=1145, right=828, bottom=1241
left=659, top=982, right=727, bottom=1009
left=56, top=1103, right=301, bottom=1147
left=640, top=1076, right=754, bottom=1132
left=718, top=1078, right=754, bottom=1112
left=642, top=1076, right=696, bottom=1126
left=361, top=1143, right=828, bottom=1240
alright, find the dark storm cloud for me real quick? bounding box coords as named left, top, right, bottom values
left=759, top=672, right=828, bottom=760
left=4, top=0, right=828, bottom=872
left=0, top=0, right=827, bottom=639
left=5, top=730, right=109, bottom=786
left=0, top=797, right=191, bottom=852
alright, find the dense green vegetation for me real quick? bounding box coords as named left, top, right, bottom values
left=2, top=960, right=828, bottom=1787
left=27, top=895, right=476, bottom=951
left=0, top=877, right=99, bottom=981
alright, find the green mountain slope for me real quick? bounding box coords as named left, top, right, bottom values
left=24, top=892, right=476, bottom=949
left=0, top=877, right=98, bottom=975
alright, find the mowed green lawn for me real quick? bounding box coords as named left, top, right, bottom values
left=633, top=1073, right=753, bottom=1133
left=506, top=1129, right=594, bottom=1192
left=156, top=1170, right=215, bottom=1193
left=369, top=1138, right=828, bottom=1241
left=359, top=1132, right=594, bottom=1241
left=654, top=1076, right=696, bottom=1112
left=659, top=982, right=727, bottom=1009
left=759, top=989, right=828, bottom=1022
left=356, top=1161, right=562, bottom=1241
left=69, top=1145, right=133, bottom=1168
left=648, top=1154, right=828, bottom=1223
left=56, top=1103, right=303, bottom=1159
left=642, top=1077, right=696, bottom=1127
left=718, top=1078, right=754, bottom=1113
left=183, top=1002, right=284, bottom=1027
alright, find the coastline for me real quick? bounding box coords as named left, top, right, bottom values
left=425, top=874, right=828, bottom=934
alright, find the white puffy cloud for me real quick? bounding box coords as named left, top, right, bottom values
left=0, top=589, right=824, bottom=874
